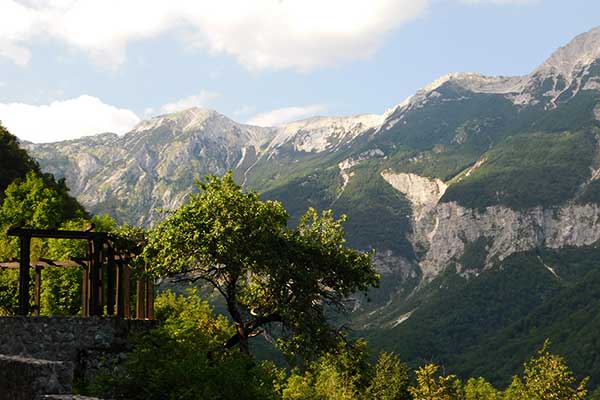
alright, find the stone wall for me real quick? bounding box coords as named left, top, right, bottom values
left=0, top=316, right=154, bottom=399
left=0, top=355, right=72, bottom=400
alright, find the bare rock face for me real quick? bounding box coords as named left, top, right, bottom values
left=378, top=166, right=600, bottom=281
left=373, top=250, right=418, bottom=280
left=412, top=201, right=600, bottom=280
left=381, top=171, right=447, bottom=220
left=269, top=114, right=384, bottom=154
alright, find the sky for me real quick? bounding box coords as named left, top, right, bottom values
left=0, top=0, right=599, bottom=143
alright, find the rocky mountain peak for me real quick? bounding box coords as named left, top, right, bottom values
left=535, top=26, right=600, bottom=78
left=383, top=26, right=600, bottom=120
left=131, top=107, right=221, bottom=133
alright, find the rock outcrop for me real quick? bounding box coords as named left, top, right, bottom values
left=381, top=171, right=447, bottom=220
left=411, top=201, right=600, bottom=279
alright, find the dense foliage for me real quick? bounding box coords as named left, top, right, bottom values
left=86, top=289, right=280, bottom=400
left=0, top=171, right=91, bottom=315
left=144, top=172, right=379, bottom=357
left=0, top=122, right=40, bottom=199
left=86, top=290, right=592, bottom=400
left=442, top=131, right=597, bottom=209
left=364, top=246, right=600, bottom=388
left=0, top=132, right=119, bottom=316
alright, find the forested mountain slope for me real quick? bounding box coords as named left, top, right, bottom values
left=26, top=26, right=600, bottom=385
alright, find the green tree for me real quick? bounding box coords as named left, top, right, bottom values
left=281, top=339, right=371, bottom=400
left=144, top=172, right=378, bottom=357
left=0, top=169, right=121, bottom=315
left=513, top=340, right=588, bottom=400
left=0, top=173, right=86, bottom=314
left=463, top=377, right=499, bottom=400
left=87, top=289, right=279, bottom=400
left=0, top=122, right=40, bottom=199
left=1, top=171, right=66, bottom=230
left=502, top=376, right=526, bottom=400
left=367, top=352, right=410, bottom=400
left=409, top=364, right=464, bottom=400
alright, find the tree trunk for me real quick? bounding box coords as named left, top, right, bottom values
left=225, top=276, right=250, bottom=355
left=238, top=331, right=250, bottom=355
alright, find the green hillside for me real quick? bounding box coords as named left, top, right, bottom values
left=0, top=123, right=40, bottom=198
left=355, top=245, right=600, bottom=388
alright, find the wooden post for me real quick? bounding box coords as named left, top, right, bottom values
left=18, top=236, right=31, bottom=315
left=107, top=245, right=115, bottom=316
left=145, top=279, right=154, bottom=320
left=90, top=238, right=103, bottom=316
left=116, top=256, right=125, bottom=318
left=136, top=279, right=145, bottom=319
left=123, top=265, right=131, bottom=319
left=81, top=262, right=89, bottom=317
left=34, top=266, right=42, bottom=316
left=98, top=242, right=104, bottom=313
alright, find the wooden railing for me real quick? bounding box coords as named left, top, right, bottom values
left=0, top=227, right=153, bottom=319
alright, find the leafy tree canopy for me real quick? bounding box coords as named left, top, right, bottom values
left=0, top=122, right=40, bottom=198
left=144, top=172, right=379, bottom=357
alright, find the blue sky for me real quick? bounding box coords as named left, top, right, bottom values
left=0, top=0, right=598, bottom=142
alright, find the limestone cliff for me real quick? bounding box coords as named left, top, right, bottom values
left=413, top=202, right=600, bottom=279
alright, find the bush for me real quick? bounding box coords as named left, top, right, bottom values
left=85, top=289, right=279, bottom=400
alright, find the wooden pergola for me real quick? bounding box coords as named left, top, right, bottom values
left=0, top=227, right=154, bottom=319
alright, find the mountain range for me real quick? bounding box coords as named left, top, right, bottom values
left=26, top=26, right=600, bottom=386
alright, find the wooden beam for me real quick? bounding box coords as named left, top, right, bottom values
left=7, top=227, right=108, bottom=240
left=40, top=258, right=88, bottom=267
left=18, top=236, right=31, bottom=316
left=0, top=260, right=86, bottom=269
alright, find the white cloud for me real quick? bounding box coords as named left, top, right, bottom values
left=247, top=105, right=327, bottom=127
left=0, top=40, right=31, bottom=66
left=157, top=91, right=221, bottom=114
left=0, top=95, right=140, bottom=143
left=0, top=0, right=429, bottom=70
left=461, top=0, right=540, bottom=4
left=0, top=0, right=543, bottom=69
